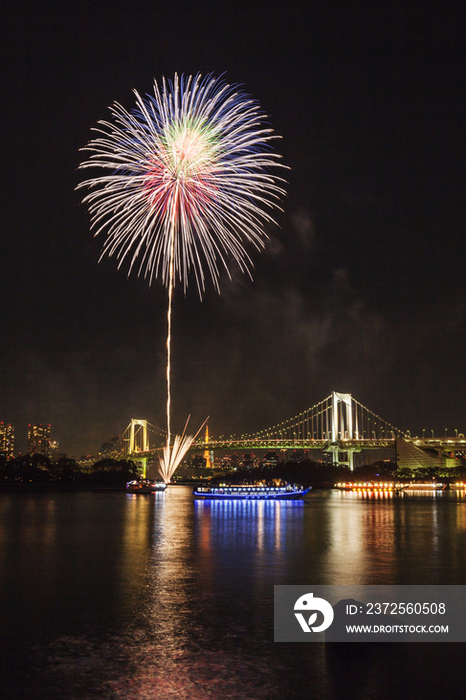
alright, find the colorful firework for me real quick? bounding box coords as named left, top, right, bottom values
left=78, top=73, right=286, bottom=480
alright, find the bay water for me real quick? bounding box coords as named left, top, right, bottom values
left=1, top=487, right=466, bottom=699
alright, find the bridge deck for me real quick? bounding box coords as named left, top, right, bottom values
left=127, top=437, right=466, bottom=457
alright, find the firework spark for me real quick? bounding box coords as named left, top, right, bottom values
left=157, top=415, right=207, bottom=483
left=78, top=73, right=286, bottom=480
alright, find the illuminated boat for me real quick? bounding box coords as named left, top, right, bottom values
left=403, top=482, right=446, bottom=490
left=193, top=484, right=311, bottom=500
left=126, top=479, right=167, bottom=493
left=334, top=482, right=407, bottom=493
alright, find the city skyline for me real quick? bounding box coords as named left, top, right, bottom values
left=1, top=1, right=465, bottom=455
left=2, top=384, right=466, bottom=461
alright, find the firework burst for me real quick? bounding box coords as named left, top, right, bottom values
left=78, top=73, right=286, bottom=480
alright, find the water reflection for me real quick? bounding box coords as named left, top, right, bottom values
left=194, top=499, right=304, bottom=589
left=320, top=489, right=466, bottom=586
left=3, top=488, right=466, bottom=699
left=194, top=498, right=303, bottom=550
left=105, top=488, right=294, bottom=699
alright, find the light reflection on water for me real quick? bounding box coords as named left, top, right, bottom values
left=194, top=498, right=303, bottom=553
left=2, top=487, right=466, bottom=698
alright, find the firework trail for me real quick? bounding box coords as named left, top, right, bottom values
left=78, top=73, right=286, bottom=480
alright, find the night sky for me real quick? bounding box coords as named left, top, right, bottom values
left=1, top=0, right=465, bottom=456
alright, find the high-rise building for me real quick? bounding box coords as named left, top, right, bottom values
left=28, top=424, right=51, bottom=456
left=0, top=422, right=15, bottom=457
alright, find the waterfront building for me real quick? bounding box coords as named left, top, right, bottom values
left=0, top=422, right=14, bottom=457
left=28, top=424, right=51, bottom=456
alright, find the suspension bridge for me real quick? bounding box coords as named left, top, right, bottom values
left=122, top=392, right=466, bottom=471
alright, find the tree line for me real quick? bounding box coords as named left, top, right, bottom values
left=0, top=454, right=139, bottom=487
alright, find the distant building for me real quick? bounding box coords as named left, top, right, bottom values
left=0, top=422, right=15, bottom=457
left=99, top=435, right=125, bottom=456
left=242, top=453, right=256, bottom=467
left=263, top=451, right=280, bottom=467
left=49, top=441, right=60, bottom=460
left=28, top=424, right=51, bottom=456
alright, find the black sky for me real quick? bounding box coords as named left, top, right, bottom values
left=1, top=0, right=465, bottom=455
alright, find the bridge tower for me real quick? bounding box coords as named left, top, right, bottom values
left=331, top=392, right=353, bottom=442
left=326, top=392, right=359, bottom=471
left=203, top=423, right=212, bottom=469
left=128, top=419, right=149, bottom=454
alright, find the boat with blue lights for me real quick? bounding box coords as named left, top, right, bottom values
left=193, top=484, right=311, bottom=500
left=126, top=479, right=167, bottom=493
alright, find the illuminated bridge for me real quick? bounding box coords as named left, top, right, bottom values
left=122, top=392, right=466, bottom=471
